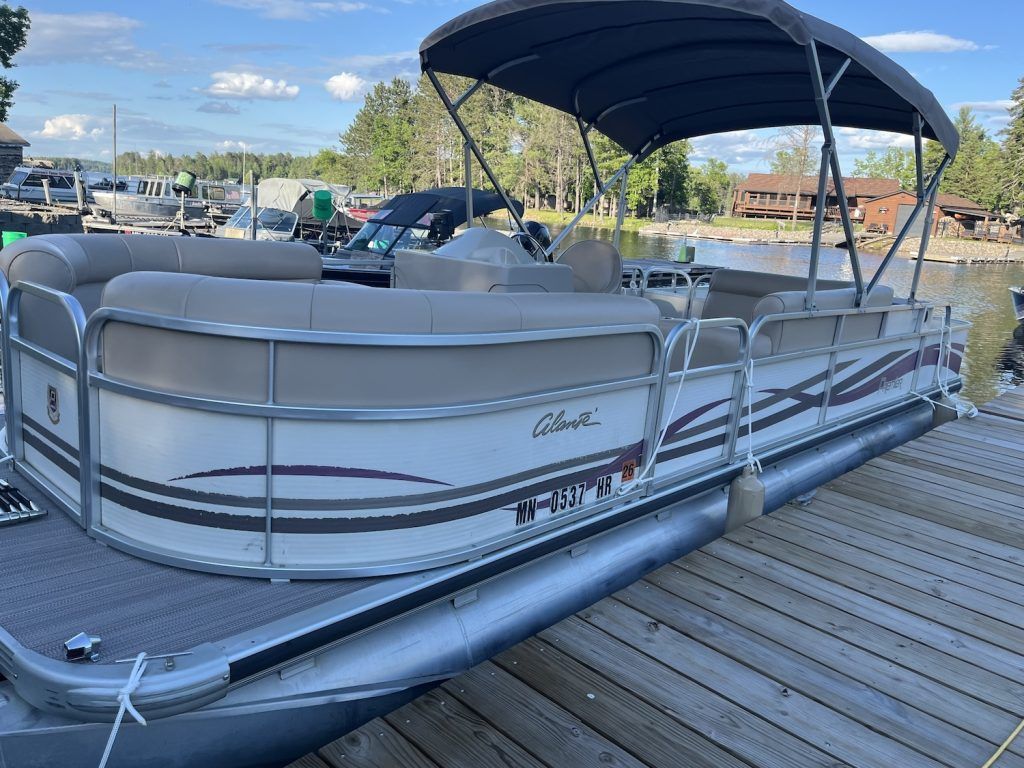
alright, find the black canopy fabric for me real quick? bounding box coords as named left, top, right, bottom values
left=369, top=187, right=526, bottom=227
left=420, top=0, right=958, bottom=159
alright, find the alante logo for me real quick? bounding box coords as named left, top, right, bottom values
left=533, top=408, right=601, bottom=438
left=47, top=384, right=60, bottom=425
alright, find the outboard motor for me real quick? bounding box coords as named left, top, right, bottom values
left=512, top=220, right=552, bottom=260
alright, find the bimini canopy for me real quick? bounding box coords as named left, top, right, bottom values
left=258, top=178, right=353, bottom=220
left=420, top=0, right=959, bottom=159
left=370, top=187, right=525, bottom=228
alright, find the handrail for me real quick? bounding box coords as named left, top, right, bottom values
left=3, top=282, right=89, bottom=524
left=81, top=304, right=667, bottom=571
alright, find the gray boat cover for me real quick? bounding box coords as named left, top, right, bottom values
left=257, top=178, right=352, bottom=220
left=420, top=0, right=958, bottom=158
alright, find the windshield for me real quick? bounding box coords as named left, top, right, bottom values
left=6, top=170, right=27, bottom=186
left=344, top=221, right=432, bottom=256
left=226, top=206, right=298, bottom=235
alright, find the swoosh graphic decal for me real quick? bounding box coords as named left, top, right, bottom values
left=173, top=465, right=453, bottom=487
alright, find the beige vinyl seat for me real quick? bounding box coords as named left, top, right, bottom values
left=0, top=234, right=322, bottom=360
left=671, top=268, right=894, bottom=369
left=555, top=240, right=623, bottom=293
left=99, top=272, right=662, bottom=408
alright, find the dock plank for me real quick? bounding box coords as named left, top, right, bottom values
left=495, top=634, right=748, bottom=768
left=384, top=689, right=547, bottom=768
left=619, top=578, right=1024, bottom=766
left=318, top=720, right=440, bottom=768
left=298, top=391, right=1024, bottom=768
left=441, top=662, right=647, bottom=768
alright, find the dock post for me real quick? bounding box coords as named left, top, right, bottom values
left=41, top=178, right=52, bottom=207
left=73, top=171, right=86, bottom=211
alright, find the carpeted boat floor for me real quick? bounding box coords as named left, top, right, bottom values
left=0, top=466, right=384, bottom=662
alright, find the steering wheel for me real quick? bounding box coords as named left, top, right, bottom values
left=510, top=231, right=552, bottom=262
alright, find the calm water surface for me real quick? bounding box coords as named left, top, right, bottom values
left=554, top=225, right=1024, bottom=405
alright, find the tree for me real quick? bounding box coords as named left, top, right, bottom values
left=851, top=147, right=916, bottom=190
left=0, top=4, right=29, bottom=123
left=1001, top=75, right=1024, bottom=215
left=769, top=125, right=819, bottom=223
left=340, top=78, right=415, bottom=196
left=688, top=158, right=730, bottom=215
left=925, top=107, right=1002, bottom=210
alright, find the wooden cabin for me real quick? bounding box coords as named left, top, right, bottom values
left=860, top=190, right=1007, bottom=240
left=0, top=124, right=29, bottom=183
left=731, top=173, right=899, bottom=222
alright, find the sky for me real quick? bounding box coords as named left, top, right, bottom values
left=4, top=0, right=1022, bottom=174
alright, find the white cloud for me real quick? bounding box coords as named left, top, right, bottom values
left=861, top=31, right=988, bottom=54
left=19, top=13, right=156, bottom=70
left=205, top=71, right=300, bottom=100
left=690, top=130, right=771, bottom=165
left=37, top=114, right=105, bottom=141
left=211, top=0, right=367, bottom=19
left=325, top=72, right=367, bottom=101
left=216, top=140, right=249, bottom=151
left=952, top=99, right=1012, bottom=113
left=837, top=127, right=914, bottom=150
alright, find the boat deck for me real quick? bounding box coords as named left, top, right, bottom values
left=0, top=471, right=379, bottom=661
left=294, top=390, right=1024, bottom=768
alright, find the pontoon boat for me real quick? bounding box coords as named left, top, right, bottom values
left=0, top=1, right=969, bottom=766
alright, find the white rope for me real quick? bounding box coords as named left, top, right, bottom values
left=97, top=652, right=149, bottom=768
left=619, top=320, right=701, bottom=495
left=914, top=319, right=977, bottom=418
left=743, top=358, right=763, bottom=473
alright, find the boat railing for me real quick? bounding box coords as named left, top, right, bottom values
left=73, top=307, right=666, bottom=568
left=0, top=275, right=962, bottom=576
left=2, top=280, right=88, bottom=522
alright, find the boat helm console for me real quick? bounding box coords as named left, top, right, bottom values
left=394, top=227, right=574, bottom=292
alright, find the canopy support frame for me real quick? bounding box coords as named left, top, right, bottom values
left=614, top=167, right=630, bottom=249
left=577, top=117, right=603, bottom=189
left=806, top=44, right=864, bottom=308
left=426, top=68, right=530, bottom=237
left=865, top=151, right=950, bottom=297
left=547, top=153, right=641, bottom=255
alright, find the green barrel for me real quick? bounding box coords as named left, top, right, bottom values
left=2, top=231, right=27, bottom=248
left=172, top=170, right=197, bottom=195
left=311, top=189, right=334, bottom=221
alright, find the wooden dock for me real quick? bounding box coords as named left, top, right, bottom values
left=292, top=391, right=1024, bottom=768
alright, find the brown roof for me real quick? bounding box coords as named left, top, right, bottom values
left=935, top=193, right=988, bottom=212
left=736, top=173, right=900, bottom=199
left=0, top=123, right=29, bottom=147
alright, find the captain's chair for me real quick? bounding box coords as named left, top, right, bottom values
left=556, top=240, right=623, bottom=293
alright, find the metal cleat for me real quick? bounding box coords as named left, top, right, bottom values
left=64, top=632, right=102, bottom=662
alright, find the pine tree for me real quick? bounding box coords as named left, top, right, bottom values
left=851, top=148, right=916, bottom=190
left=1001, top=76, right=1024, bottom=214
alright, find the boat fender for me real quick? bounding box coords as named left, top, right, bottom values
left=725, top=464, right=765, bottom=532
left=930, top=394, right=959, bottom=429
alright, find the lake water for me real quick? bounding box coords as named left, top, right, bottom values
left=555, top=225, right=1024, bottom=405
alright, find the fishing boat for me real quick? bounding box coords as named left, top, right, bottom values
left=322, top=185, right=534, bottom=285
left=92, top=176, right=244, bottom=221
left=218, top=178, right=356, bottom=242
left=1011, top=286, right=1024, bottom=324
left=0, top=1, right=969, bottom=766
left=0, top=164, right=84, bottom=205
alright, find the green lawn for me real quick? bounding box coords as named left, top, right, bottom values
left=519, top=208, right=652, bottom=232
left=708, top=216, right=815, bottom=231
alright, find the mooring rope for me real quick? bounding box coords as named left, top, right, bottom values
left=981, top=717, right=1024, bottom=768
left=619, top=319, right=701, bottom=495
left=97, top=652, right=149, bottom=768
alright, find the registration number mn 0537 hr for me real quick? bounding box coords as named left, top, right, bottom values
left=515, top=473, right=615, bottom=526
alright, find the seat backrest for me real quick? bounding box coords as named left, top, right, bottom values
left=555, top=240, right=623, bottom=293
left=753, top=285, right=895, bottom=354
left=99, top=272, right=661, bottom=408
left=0, top=234, right=321, bottom=360
left=701, top=268, right=848, bottom=324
